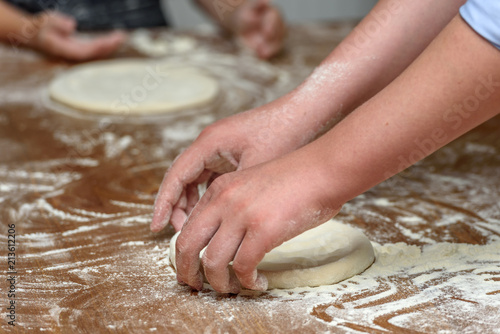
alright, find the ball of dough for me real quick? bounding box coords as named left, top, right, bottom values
left=169, top=220, right=375, bottom=290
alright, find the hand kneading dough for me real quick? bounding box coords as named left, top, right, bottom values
left=49, top=59, right=219, bottom=114
left=169, top=220, right=375, bottom=290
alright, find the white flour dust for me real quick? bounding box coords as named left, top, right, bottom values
left=157, top=240, right=500, bottom=333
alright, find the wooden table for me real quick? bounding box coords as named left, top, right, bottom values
left=1, top=23, right=499, bottom=333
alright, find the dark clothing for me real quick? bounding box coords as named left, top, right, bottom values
left=6, top=0, right=168, bottom=30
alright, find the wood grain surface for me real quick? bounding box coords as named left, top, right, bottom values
left=1, top=23, right=499, bottom=334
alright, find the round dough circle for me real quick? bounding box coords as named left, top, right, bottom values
left=49, top=59, right=219, bottom=114
left=169, top=220, right=375, bottom=290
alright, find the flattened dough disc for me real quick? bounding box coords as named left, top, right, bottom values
left=49, top=59, right=219, bottom=114
left=170, top=220, right=375, bottom=290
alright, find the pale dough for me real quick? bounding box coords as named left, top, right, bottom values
left=49, top=59, right=219, bottom=114
left=169, top=220, right=375, bottom=290
left=130, top=29, right=197, bottom=56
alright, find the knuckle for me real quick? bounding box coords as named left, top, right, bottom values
left=245, top=225, right=275, bottom=253
left=175, top=236, right=192, bottom=258
left=206, top=278, right=230, bottom=294
left=208, top=175, right=235, bottom=198
left=232, top=260, right=253, bottom=278
left=196, top=118, right=235, bottom=144
left=201, top=254, right=233, bottom=293
left=218, top=187, right=251, bottom=216
left=245, top=213, right=269, bottom=234
left=200, top=252, right=218, bottom=273
left=197, top=123, right=219, bottom=140
left=207, top=175, right=226, bottom=192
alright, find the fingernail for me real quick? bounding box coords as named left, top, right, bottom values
left=150, top=218, right=169, bottom=232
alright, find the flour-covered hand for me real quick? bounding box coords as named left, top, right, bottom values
left=151, top=93, right=320, bottom=233
left=174, top=148, right=341, bottom=293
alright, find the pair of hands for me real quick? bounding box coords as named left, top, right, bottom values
left=27, top=0, right=285, bottom=61
left=152, top=96, right=341, bottom=293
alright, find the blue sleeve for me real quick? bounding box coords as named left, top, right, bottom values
left=460, top=0, right=500, bottom=50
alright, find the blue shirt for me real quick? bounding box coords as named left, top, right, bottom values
left=460, top=0, right=500, bottom=50
left=7, top=0, right=168, bottom=30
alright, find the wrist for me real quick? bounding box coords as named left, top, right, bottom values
left=286, top=145, right=346, bottom=220
left=305, top=141, right=352, bottom=211
left=248, top=91, right=326, bottom=151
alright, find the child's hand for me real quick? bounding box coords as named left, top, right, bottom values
left=28, top=11, right=125, bottom=61
left=173, top=148, right=341, bottom=293
left=151, top=94, right=317, bottom=233
left=234, top=0, right=285, bottom=59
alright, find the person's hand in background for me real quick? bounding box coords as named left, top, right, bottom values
left=234, top=0, right=286, bottom=59
left=28, top=11, right=126, bottom=61
left=0, top=1, right=125, bottom=61
left=195, top=0, right=286, bottom=59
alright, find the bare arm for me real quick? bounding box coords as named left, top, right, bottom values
left=316, top=15, right=500, bottom=206
left=288, top=0, right=468, bottom=137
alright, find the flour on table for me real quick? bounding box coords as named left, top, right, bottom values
left=169, top=220, right=375, bottom=290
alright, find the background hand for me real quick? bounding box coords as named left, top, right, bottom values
left=29, top=11, right=125, bottom=61
left=235, top=0, right=286, bottom=59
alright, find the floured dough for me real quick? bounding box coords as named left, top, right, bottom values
left=169, top=220, right=375, bottom=290
left=49, top=59, right=219, bottom=114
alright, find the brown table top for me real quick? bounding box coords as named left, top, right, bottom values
left=1, top=23, right=499, bottom=334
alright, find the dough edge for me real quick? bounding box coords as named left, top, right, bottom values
left=263, top=239, right=374, bottom=289
left=169, top=221, right=375, bottom=290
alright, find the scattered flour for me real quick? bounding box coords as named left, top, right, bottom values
left=61, top=225, right=100, bottom=236
left=261, top=242, right=499, bottom=330
left=147, top=239, right=500, bottom=333
left=120, top=241, right=146, bottom=247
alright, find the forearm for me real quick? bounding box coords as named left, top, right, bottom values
left=312, top=15, right=500, bottom=206
left=287, top=0, right=467, bottom=140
